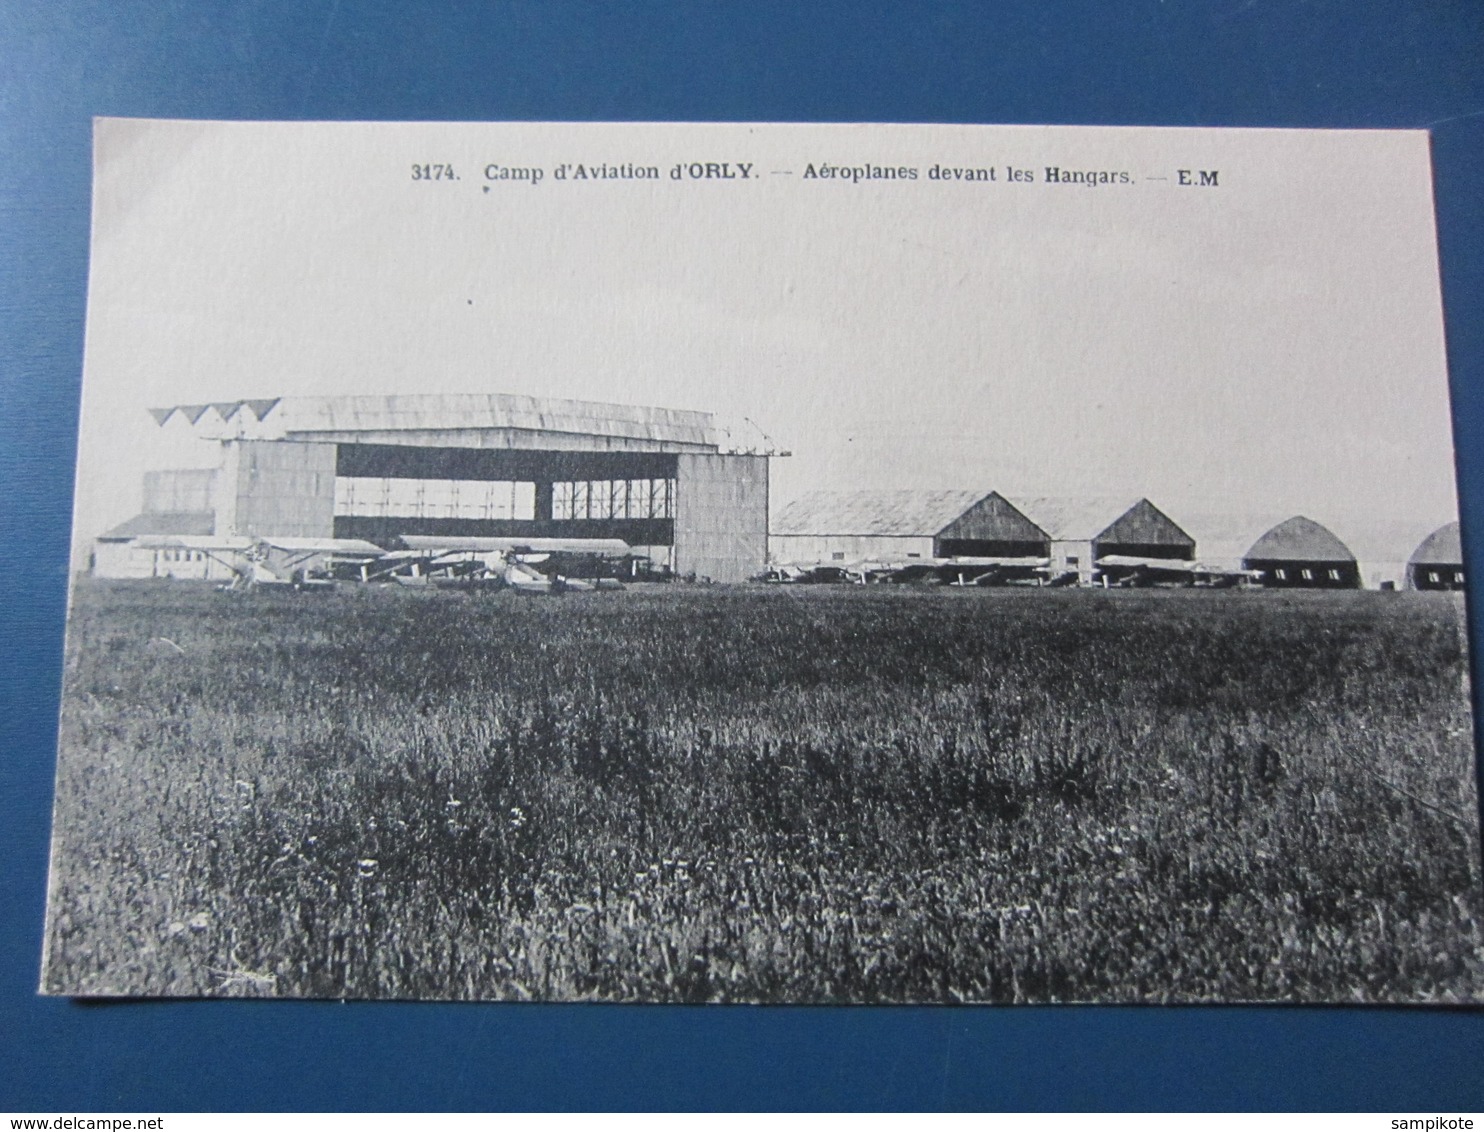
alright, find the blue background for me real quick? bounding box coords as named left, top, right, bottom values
left=3, top=0, right=1483, bottom=1111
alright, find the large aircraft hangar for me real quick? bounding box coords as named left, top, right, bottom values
left=104, top=394, right=773, bottom=582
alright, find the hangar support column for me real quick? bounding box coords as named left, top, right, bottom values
left=672, top=453, right=769, bottom=582
left=534, top=480, right=555, bottom=522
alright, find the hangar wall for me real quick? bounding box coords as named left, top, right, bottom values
left=1095, top=500, right=1195, bottom=559
left=220, top=440, right=337, bottom=538
left=936, top=494, right=1047, bottom=557
left=143, top=469, right=217, bottom=514
left=1050, top=540, right=1097, bottom=585
left=769, top=534, right=937, bottom=564
left=673, top=453, right=769, bottom=582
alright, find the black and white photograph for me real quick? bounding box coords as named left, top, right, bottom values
left=42, top=118, right=1484, bottom=1003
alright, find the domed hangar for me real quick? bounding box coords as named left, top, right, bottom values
left=1408, top=521, right=1465, bottom=591
left=1241, top=516, right=1360, bottom=588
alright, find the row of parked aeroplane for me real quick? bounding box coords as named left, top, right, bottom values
left=133, top=534, right=637, bottom=594
left=130, top=536, right=1257, bottom=594
left=754, top=553, right=1258, bottom=588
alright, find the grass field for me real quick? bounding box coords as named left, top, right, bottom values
left=41, top=579, right=1484, bottom=1002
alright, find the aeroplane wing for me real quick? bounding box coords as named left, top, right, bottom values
left=399, top=535, right=631, bottom=556
left=944, top=556, right=1050, bottom=569
left=127, top=535, right=265, bottom=587
left=131, top=534, right=384, bottom=560
left=258, top=536, right=385, bottom=558
left=1097, top=555, right=1259, bottom=577
left=1096, top=554, right=1204, bottom=573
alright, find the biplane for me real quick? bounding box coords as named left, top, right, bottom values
left=383, top=535, right=633, bottom=594
left=1092, top=554, right=1260, bottom=588
left=754, top=560, right=874, bottom=584
left=919, top=556, right=1049, bottom=586
left=132, top=535, right=385, bottom=591
left=757, top=555, right=1051, bottom=586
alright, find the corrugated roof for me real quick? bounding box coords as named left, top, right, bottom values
left=1005, top=496, right=1145, bottom=541
left=1409, top=521, right=1463, bottom=566
left=150, top=394, right=719, bottom=447
left=772, top=489, right=988, bottom=537
left=1244, top=516, right=1356, bottom=563
left=97, top=512, right=215, bottom=540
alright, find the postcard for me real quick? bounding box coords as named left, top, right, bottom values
left=43, top=119, right=1482, bottom=1002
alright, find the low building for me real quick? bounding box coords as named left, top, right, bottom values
left=92, top=511, right=235, bottom=580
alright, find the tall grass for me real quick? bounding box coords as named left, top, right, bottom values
left=42, top=580, right=1484, bottom=1002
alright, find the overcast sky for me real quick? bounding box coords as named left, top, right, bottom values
left=74, top=119, right=1459, bottom=550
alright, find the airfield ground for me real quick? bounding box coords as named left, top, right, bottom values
left=41, top=580, right=1484, bottom=1002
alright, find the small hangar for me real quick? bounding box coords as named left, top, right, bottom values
left=1408, top=521, right=1465, bottom=590
left=769, top=490, right=1037, bottom=565
left=1007, top=496, right=1195, bottom=585
left=1178, top=513, right=1365, bottom=589
left=1240, top=516, right=1361, bottom=589
left=769, top=490, right=1195, bottom=584
left=98, top=394, right=774, bottom=583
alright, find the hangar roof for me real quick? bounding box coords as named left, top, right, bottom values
left=774, top=491, right=1197, bottom=545
left=1244, top=516, right=1356, bottom=563
left=772, top=489, right=989, bottom=537
left=149, top=394, right=721, bottom=448
left=1175, top=510, right=1450, bottom=566
left=1006, top=496, right=1149, bottom=542
left=1409, top=521, right=1463, bottom=566
left=98, top=512, right=215, bottom=540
